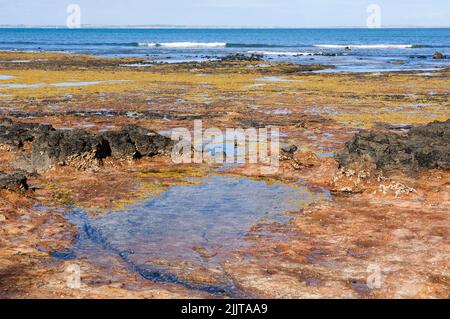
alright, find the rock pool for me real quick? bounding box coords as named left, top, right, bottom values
left=57, top=175, right=329, bottom=296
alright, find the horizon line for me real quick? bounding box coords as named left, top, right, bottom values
left=1, top=24, right=450, bottom=29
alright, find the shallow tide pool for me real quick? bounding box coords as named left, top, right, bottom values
left=0, top=75, right=15, bottom=80
left=57, top=175, right=329, bottom=295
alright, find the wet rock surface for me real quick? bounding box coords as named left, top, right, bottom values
left=336, top=119, right=450, bottom=170
left=219, top=53, right=264, bottom=62
left=432, top=51, right=447, bottom=60
left=281, top=144, right=298, bottom=154
left=0, top=51, right=449, bottom=299
left=1, top=119, right=173, bottom=172
left=0, top=110, right=222, bottom=121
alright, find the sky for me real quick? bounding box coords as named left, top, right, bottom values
left=0, top=0, right=449, bottom=27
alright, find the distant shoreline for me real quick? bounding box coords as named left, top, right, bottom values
left=1, top=25, right=450, bottom=29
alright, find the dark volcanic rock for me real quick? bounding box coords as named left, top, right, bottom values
left=281, top=144, right=298, bottom=154
left=336, top=119, right=450, bottom=170
left=220, top=54, right=264, bottom=62
left=100, top=125, right=173, bottom=158
left=0, top=118, right=54, bottom=149
left=100, top=130, right=137, bottom=158
left=432, top=51, right=446, bottom=60
left=1, top=118, right=173, bottom=172
left=31, top=129, right=110, bottom=169
left=0, top=172, right=28, bottom=190
left=123, top=125, right=173, bottom=156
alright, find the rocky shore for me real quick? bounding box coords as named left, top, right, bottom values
left=336, top=119, right=450, bottom=170
left=0, top=118, right=172, bottom=172
left=0, top=51, right=448, bottom=299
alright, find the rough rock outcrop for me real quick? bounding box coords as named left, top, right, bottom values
left=31, top=129, right=110, bottom=170
left=336, top=119, right=450, bottom=170
left=220, top=54, right=264, bottom=62
left=432, top=51, right=446, bottom=60
left=0, top=172, right=28, bottom=190
left=1, top=118, right=173, bottom=172
left=100, top=125, right=173, bottom=159
left=0, top=118, right=53, bottom=149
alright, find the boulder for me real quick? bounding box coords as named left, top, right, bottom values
left=100, top=125, right=172, bottom=158
left=432, top=51, right=446, bottom=59
left=0, top=118, right=53, bottom=149
left=121, top=125, right=173, bottom=157
left=281, top=144, right=298, bottom=154
left=100, top=130, right=137, bottom=158
left=1, top=118, right=176, bottom=171
left=336, top=119, right=450, bottom=170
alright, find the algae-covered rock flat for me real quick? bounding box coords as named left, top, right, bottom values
left=0, top=51, right=449, bottom=299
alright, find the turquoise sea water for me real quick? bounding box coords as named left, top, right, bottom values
left=1, top=28, right=449, bottom=71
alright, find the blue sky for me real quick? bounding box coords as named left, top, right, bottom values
left=0, top=0, right=449, bottom=27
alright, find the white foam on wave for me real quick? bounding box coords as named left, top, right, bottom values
left=249, top=51, right=312, bottom=56
left=137, top=42, right=227, bottom=48
left=314, top=44, right=413, bottom=49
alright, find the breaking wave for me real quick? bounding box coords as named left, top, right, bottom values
left=2, top=41, right=443, bottom=50
left=135, top=42, right=293, bottom=48
left=136, top=42, right=227, bottom=48
left=313, top=44, right=415, bottom=49
left=248, top=51, right=313, bottom=56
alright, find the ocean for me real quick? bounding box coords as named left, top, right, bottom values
left=1, top=28, right=449, bottom=72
